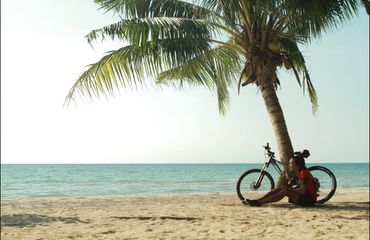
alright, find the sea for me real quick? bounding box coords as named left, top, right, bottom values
left=1, top=163, right=369, bottom=199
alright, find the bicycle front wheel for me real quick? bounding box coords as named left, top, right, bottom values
left=308, top=166, right=337, bottom=204
left=236, top=169, right=275, bottom=202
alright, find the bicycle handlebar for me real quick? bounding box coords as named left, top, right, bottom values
left=263, top=142, right=275, bottom=157
left=263, top=142, right=271, bottom=151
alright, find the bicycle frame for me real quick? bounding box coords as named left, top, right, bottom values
left=254, top=153, right=284, bottom=188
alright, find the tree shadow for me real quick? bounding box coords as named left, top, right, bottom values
left=1, top=214, right=90, bottom=228
left=273, top=201, right=370, bottom=212
left=312, top=202, right=369, bottom=212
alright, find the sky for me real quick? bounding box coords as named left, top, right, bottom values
left=1, top=0, right=369, bottom=164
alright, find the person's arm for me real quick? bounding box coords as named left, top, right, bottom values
left=288, top=178, right=308, bottom=194
left=288, top=184, right=306, bottom=194
left=281, top=170, right=295, bottom=188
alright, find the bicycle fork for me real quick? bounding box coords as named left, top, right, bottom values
left=253, top=160, right=271, bottom=189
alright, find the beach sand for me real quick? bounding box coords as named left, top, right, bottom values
left=1, top=188, right=369, bottom=240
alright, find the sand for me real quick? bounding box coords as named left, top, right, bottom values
left=1, top=188, right=369, bottom=240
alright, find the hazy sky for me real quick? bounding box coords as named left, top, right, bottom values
left=1, top=0, right=369, bottom=163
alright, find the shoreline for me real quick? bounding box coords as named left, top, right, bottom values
left=1, top=188, right=369, bottom=240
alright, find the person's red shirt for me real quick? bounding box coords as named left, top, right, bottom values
left=298, top=169, right=317, bottom=202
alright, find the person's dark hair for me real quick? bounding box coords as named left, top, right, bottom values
left=292, top=155, right=307, bottom=170
left=301, top=150, right=310, bottom=158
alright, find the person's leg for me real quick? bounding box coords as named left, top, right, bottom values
left=258, top=188, right=300, bottom=205
left=255, top=187, right=284, bottom=201
left=243, top=187, right=283, bottom=205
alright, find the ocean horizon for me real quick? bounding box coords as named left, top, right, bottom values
left=1, top=163, right=369, bottom=199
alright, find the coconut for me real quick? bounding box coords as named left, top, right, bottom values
left=268, top=42, right=281, bottom=53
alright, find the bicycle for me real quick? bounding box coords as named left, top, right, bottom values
left=236, top=143, right=337, bottom=204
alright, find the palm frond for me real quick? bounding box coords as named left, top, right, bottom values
left=279, top=35, right=318, bottom=113
left=200, top=0, right=241, bottom=30
left=86, top=17, right=216, bottom=46
left=64, top=36, right=211, bottom=106
left=283, top=0, right=359, bottom=40
left=157, top=46, right=242, bottom=114
left=94, top=0, right=221, bottom=21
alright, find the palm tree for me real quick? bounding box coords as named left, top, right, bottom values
left=65, top=0, right=358, bottom=182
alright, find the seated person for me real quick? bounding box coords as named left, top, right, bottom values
left=245, top=155, right=317, bottom=207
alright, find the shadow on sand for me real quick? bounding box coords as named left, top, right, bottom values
left=1, top=214, right=90, bottom=228
left=272, top=201, right=369, bottom=216
left=312, top=202, right=369, bottom=211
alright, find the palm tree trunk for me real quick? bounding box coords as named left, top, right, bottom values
left=258, top=71, right=294, bottom=187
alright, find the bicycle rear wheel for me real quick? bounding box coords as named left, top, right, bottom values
left=308, top=166, right=337, bottom=204
left=236, top=169, right=275, bottom=202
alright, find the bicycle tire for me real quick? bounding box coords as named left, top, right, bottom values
left=236, top=169, right=275, bottom=201
left=308, top=166, right=337, bottom=204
